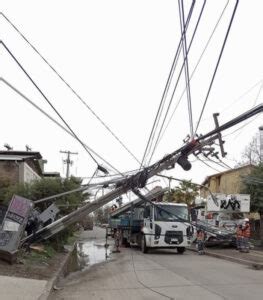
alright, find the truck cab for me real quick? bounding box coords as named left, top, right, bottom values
left=141, top=202, right=192, bottom=253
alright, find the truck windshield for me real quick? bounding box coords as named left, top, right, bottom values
left=154, top=205, right=189, bottom=222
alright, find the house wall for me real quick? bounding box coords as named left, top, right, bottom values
left=0, top=161, right=41, bottom=185
left=19, top=162, right=41, bottom=183
left=0, top=161, right=19, bottom=184
left=201, top=165, right=253, bottom=197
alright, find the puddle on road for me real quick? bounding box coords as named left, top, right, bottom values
left=77, top=240, right=111, bottom=270
left=65, top=240, right=111, bottom=276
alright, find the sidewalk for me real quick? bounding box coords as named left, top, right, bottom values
left=0, top=275, right=47, bottom=300
left=188, top=245, right=263, bottom=269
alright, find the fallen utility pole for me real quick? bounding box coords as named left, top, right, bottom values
left=21, top=104, right=263, bottom=245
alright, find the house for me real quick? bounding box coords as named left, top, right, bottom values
left=200, top=164, right=255, bottom=198
left=0, top=150, right=45, bottom=184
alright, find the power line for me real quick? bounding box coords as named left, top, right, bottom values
left=195, top=0, right=239, bottom=134
left=157, top=0, right=229, bottom=146
left=146, top=0, right=207, bottom=166
left=0, top=41, right=104, bottom=169
left=204, top=155, right=232, bottom=170
left=179, top=0, right=194, bottom=138
left=139, top=0, right=197, bottom=169
left=222, top=114, right=261, bottom=139
left=203, top=79, right=263, bottom=121
left=0, top=77, right=123, bottom=175
left=0, top=12, right=141, bottom=166
left=196, top=156, right=222, bottom=173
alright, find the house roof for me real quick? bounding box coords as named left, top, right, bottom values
left=0, top=151, right=42, bottom=160
left=0, top=155, right=38, bottom=161
left=0, top=151, right=44, bottom=176
left=201, top=164, right=255, bottom=186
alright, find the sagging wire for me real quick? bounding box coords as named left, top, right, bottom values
left=204, top=155, right=232, bottom=171
left=0, top=12, right=141, bottom=166
left=130, top=250, right=173, bottom=300
left=196, top=156, right=221, bottom=173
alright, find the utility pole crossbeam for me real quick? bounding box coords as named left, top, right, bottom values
left=60, top=150, right=78, bottom=178
left=213, top=113, right=227, bottom=157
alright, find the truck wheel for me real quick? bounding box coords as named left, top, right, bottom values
left=177, top=247, right=185, bottom=254
left=141, top=235, right=148, bottom=253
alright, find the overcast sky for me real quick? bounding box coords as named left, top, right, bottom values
left=0, top=0, right=262, bottom=195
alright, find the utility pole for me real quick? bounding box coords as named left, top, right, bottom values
left=60, top=150, right=78, bottom=178
left=259, top=126, right=263, bottom=163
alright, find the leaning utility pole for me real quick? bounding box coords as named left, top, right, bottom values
left=60, top=150, right=78, bottom=178
left=22, top=104, right=263, bottom=245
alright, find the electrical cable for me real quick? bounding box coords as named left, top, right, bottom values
left=179, top=0, right=194, bottom=138
left=86, top=167, right=99, bottom=186
left=195, top=0, right=239, bottom=134
left=204, top=155, right=231, bottom=170
left=0, top=12, right=141, bottom=166
left=0, top=40, right=103, bottom=169
left=0, top=77, right=123, bottom=176
left=130, top=250, right=173, bottom=300
left=222, top=114, right=261, bottom=139
left=196, top=156, right=221, bottom=173
left=201, top=79, right=263, bottom=123
left=146, top=1, right=206, bottom=166
left=140, top=0, right=196, bottom=169
left=157, top=0, right=229, bottom=146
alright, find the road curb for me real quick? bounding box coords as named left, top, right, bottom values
left=187, top=248, right=263, bottom=270
left=37, top=244, right=75, bottom=300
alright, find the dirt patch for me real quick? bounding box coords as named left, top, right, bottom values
left=0, top=249, right=68, bottom=280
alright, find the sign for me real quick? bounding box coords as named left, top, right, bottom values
left=0, top=195, right=33, bottom=262
left=207, top=194, right=250, bottom=213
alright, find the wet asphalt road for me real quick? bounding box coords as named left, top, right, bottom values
left=49, top=227, right=263, bottom=300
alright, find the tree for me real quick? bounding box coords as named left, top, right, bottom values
left=236, top=133, right=261, bottom=166
left=0, top=176, right=85, bottom=215
left=94, top=206, right=110, bottom=224
left=164, top=180, right=199, bottom=206
left=242, top=164, right=263, bottom=244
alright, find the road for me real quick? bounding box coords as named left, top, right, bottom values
left=49, top=227, right=263, bottom=300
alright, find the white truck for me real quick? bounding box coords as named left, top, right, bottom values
left=109, top=188, right=193, bottom=254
